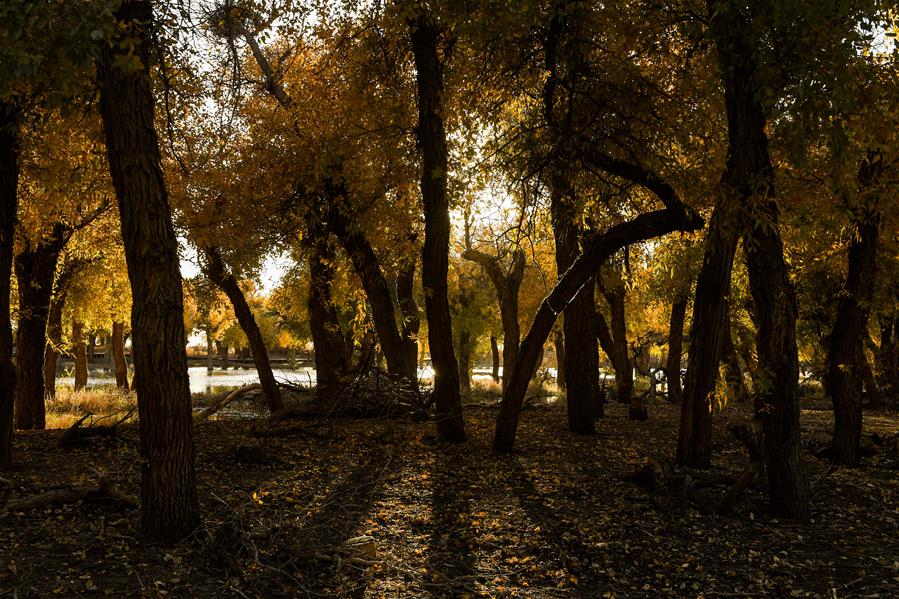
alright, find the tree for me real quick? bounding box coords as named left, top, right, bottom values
left=0, top=104, right=18, bottom=469
left=96, top=0, right=199, bottom=540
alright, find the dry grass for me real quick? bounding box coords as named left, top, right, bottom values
left=45, top=388, right=136, bottom=429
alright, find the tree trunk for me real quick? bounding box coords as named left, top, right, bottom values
left=493, top=208, right=702, bottom=451
left=410, top=14, right=466, bottom=441
left=397, top=256, right=420, bottom=381
left=306, top=218, right=350, bottom=388
left=666, top=296, right=687, bottom=404
left=721, top=310, right=749, bottom=404
left=97, top=0, right=199, bottom=541
left=490, top=335, right=501, bottom=384
left=553, top=330, right=565, bottom=390
left=203, top=246, right=284, bottom=413
left=72, top=321, right=88, bottom=391
left=0, top=104, right=19, bottom=469
left=14, top=224, right=66, bottom=430
left=828, top=154, right=882, bottom=465
left=876, top=315, right=897, bottom=391
left=87, top=333, right=96, bottom=360
left=551, top=173, right=600, bottom=433
left=458, top=329, right=472, bottom=396
left=43, top=274, right=70, bottom=399
left=205, top=329, right=214, bottom=373
left=112, top=321, right=130, bottom=391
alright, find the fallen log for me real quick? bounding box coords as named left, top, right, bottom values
left=196, top=383, right=262, bottom=421
left=59, top=409, right=135, bottom=447
left=4, top=477, right=137, bottom=512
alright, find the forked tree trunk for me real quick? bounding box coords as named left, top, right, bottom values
left=112, top=321, right=130, bottom=391
left=203, top=246, right=284, bottom=413
left=490, top=335, right=501, bottom=384
left=97, top=0, right=199, bottom=541
left=410, top=14, right=466, bottom=441
left=828, top=154, right=882, bottom=466
left=0, top=104, right=19, bottom=469
left=666, top=296, right=687, bottom=404
left=397, top=256, right=420, bottom=380
left=306, top=218, right=350, bottom=388
left=72, top=321, right=88, bottom=391
left=14, top=224, right=66, bottom=430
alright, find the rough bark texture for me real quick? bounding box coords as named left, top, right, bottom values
left=72, top=321, right=88, bottom=391
left=326, top=196, right=416, bottom=382
left=0, top=104, right=18, bottom=469
left=112, top=322, right=130, bottom=391
left=462, top=248, right=525, bottom=391
left=666, top=296, right=688, bottom=404
left=14, top=223, right=66, bottom=430
left=397, top=257, right=420, bottom=380
left=97, top=0, right=199, bottom=541
left=306, top=217, right=350, bottom=387
left=493, top=208, right=702, bottom=451
left=203, top=246, right=284, bottom=413
left=827, top=153, right=882, bottom=466
left=410, top=15, right=466, bottom=441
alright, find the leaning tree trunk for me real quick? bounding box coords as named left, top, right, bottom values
left=306, top=219, right=350, bottom=389
left=112, top=321, right=130, bottom=391
left=410, top=14, right=466, bottom=441
left=551, top=173, right=600, bottom=433
left=828, top=157, right=881, bottom=465
left=203, top=246, right=284, bottom=413
left=72, top=321, right=88, bottom=391
left=327, top=196, right=416, bottom=382
left=666, top=296, right=688, bottom=404
left=0, top=104, right=19, bottom=469
left=97, top=0, right=199, bottom=541
left=14, top=225, right=66, bottom=430
left=397, top=256, right=420, bottom=380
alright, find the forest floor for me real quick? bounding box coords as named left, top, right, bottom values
left=0, top=393, right=897, bottom=598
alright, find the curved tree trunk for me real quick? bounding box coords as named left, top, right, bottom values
left=666, top=296, right=687, bottom=404
left=326, top=196, right=416, bottom=382
left=828, top=155, right=882, bottom=465
left=410, top=14, right=466, bottom=442
left=72, top=321, right=88, bottom=391
left=0, top=104, right=19, bottom=469
left=97, top=0, right=199, bottom=541
left=14, top=224, right=66, bottom=430
left=112, top=321, right=130, bottom=391
left=203, top=246, right=284, bottom=413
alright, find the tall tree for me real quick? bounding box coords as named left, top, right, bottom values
left=96, top=0, right=199, bottom=540
left=0, top=104, right=18, bottom=469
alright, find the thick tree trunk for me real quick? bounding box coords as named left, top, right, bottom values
left=410, top=15, right=466, bottom=441
left=0, top=104, right=19, bottom=469
left=14, top=225, right=66, bottom=430
left=203, top=246, right=284, bottom=413
left=600, top=281, right=637, bottom=415
left=666, top=296, right=687, bottom=404
left=72, top=321, right=88, bottom=391
left=397, top=256, right=420, bottom=380
left=551, top=173, right=600, bottom=433
left=306, top=219, right=350, bottom=388
left=112, top=322, right=130, bottom=391
left=493, top=208, right=702, bottom=451
left=97, top=0, right=199, bottom=541
left=490, top=335, right=501, bottom=384
left=828, top=155, right=881, bottom=465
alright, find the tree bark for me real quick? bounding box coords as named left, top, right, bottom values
left=397, top=256, right=420, bottom=380
left=721, top=309, right=749, bottom=404
left=490, top=335, right=501, bottom=384
left=305, top=216, right=350, bottom=388
left=202, top=246, right=284, bottom=413
left=72, top=321, right=88, bottom=391
left=876, top=315, right=897, bottom=391
left=43, top=268, right=72, bottom=399
left=97, top=0, right=199, bottom=541
left=0, top=104, right=19, bottom=469
left=827, top=153, right=882, bottom=465
left=553, top=330, right=565, bottom=390
left=205, top=328, right=214, bottom=373
left=458, top=329, right=473, bottom=396
left=112, top=321, right=130, bottom=391
left=326, top=195, right=416, bottom=382
left=493, top=208, right=702, bottom=451
left=14, top=223, right=66, bottom=430
left=462, top=248, right=525, bottom=390
left=598, top=277, right=637, bottom=416
left=666, top=296, right=687, bottom=404
left=410, top=14, right=466, bottom=441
